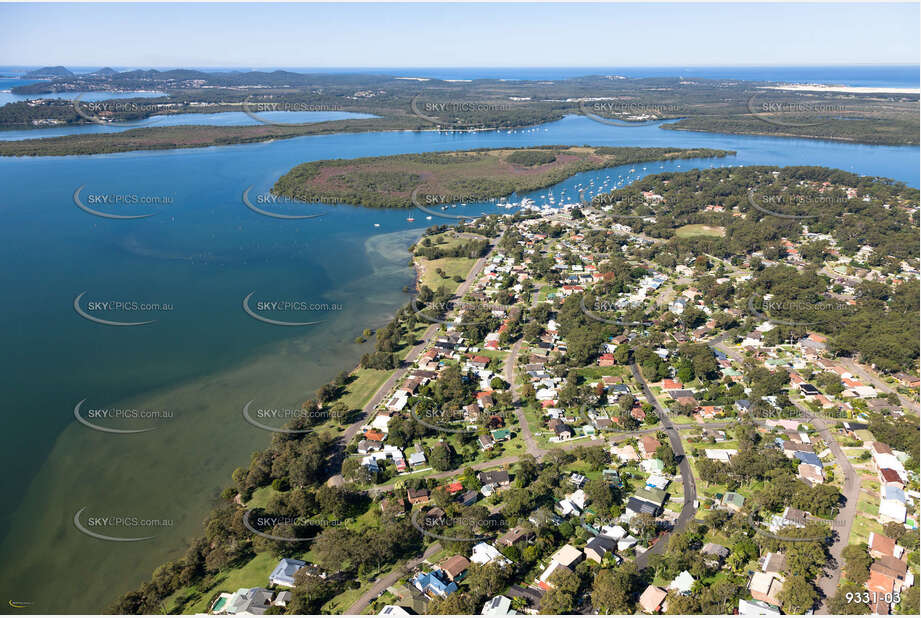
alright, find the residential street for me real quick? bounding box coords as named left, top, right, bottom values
left=708, top=334, right=860, bottom=613
left=630, top=362, right=698, bottom=568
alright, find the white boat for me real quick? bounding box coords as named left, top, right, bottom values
left=425, top=216, right=432, bottom=220
left=373, top=223, right=380, bottom=227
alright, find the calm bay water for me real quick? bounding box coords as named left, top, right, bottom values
left=0, top=114, right=917, bottom=613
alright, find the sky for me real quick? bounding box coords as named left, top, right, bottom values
left=0, top=2, right=918, bottom=68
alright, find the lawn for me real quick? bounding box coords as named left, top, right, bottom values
left=419, top=256, right=477, bottom=293
left=167, top=552, right=281, bottom=614
left=323, top=583, right=367, bottom=614
left=246, top=485, right=282, bottom=510
left=576, top=366, right=630, bottom=380
left=339, top=367, right=394, bottom=411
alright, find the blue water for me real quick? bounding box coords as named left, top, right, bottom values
left=274, top=65, right=921, bottom=88
left=383, top=65, right=920, bottom=87
left=0, top=78, right=168, bottom=106
left=0, top=110, right=377, bottom=140
left=2, top=65, right=918, bottom=88
left=0, top=113, right=917, bottom=613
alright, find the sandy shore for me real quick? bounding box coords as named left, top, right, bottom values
left=760, top=84, right=919, bottom=95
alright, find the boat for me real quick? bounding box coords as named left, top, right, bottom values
left=406, top=217, right=415, bottom=222
left=425, top=215, right=432, bottom=220
left=373, top=223, right=380, bottom=227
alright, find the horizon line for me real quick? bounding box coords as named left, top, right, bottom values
left=4, top=63, right=920, bottom=69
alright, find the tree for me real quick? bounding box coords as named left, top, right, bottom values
left=896, top=585, right=920, bottom=616
left=591, top=567, right=635, bottom=613
left=779, top=575, right=819, bottom=614
left=585, top=479, right=616, bottom=511
left=827, top=581, right=871, bottom=615
left=539, top=568, right=580, bottom=614
left=429, top=441, right=454, bottom=471
left=841, top=543, right=871, bottom=584
left=633, top=513, right=656, bottom=542
left=655, top=443, right=677, bottom=474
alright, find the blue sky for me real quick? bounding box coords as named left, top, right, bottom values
left=0, top=2, right=918, bottom=68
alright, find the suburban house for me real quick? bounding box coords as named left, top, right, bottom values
left=267, top=558, right=305, bottom=588
left=470, top=542, right=509, bottom=566
left=407, top=487, right=430, bottom=505
left=738, top=599, right=781, bottom=615
left=498, top=526, right=535, bottom=547
left=749, top=572, right=783, bottom=607
left=638, top=585, right=667, bottom=613
left=439, top=555, right=471, bottom=582
left=869, top=532, right=904, bottom=560
left=478, top=469, right=511, bottom=488
left=638, top=435, right=661, bottom=459
left=584, top=535, right=617, bottom=563
left=669, top=570, right=695, bottom=595
left=412, top=569, right=458, bottom=598
left=218, top=588, right=275, bottom=615
left=701, top=543, right=729, bottom=567
left=481, top=595, right=516, bottom=616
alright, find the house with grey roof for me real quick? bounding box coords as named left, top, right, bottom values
left=268, top=558, right=305, bottom=588
left=222, top=588, right=274, bottom=615
left=482, top=595, right=516, bottom=615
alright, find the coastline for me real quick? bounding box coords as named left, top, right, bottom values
left=760, top=84, right=920, bottom=95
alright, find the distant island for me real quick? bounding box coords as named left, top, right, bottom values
left=272, top=146, right=735, bottom=208
left=21, top=65, right=75, bottom=79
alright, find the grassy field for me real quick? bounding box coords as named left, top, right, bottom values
left=418, top=256, right=476, bottom=293
left=675, top=224, right=726, bottom=238
left=339, top=367, right=394, bottom=411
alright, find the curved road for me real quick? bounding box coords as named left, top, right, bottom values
left=629, top=362, right=698, bottom=568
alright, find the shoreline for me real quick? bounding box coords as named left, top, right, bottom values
left=759, top=84, right=920, bottom=95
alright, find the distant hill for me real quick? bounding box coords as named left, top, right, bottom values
left=90, top=67, right=118, bottom=76
left=22, top=66, right=74, bottom=79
